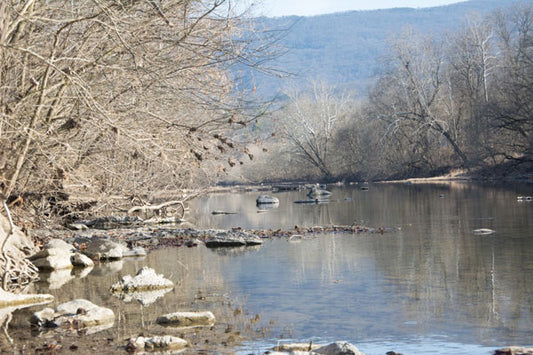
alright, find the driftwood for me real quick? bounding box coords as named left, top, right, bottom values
left=128, top=200, right=185, bottom=219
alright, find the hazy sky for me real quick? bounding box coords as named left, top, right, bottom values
left=251, top=0, right=465, bottom=17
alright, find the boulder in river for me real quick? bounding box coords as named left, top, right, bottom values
left=256, top=195, right=279, bottom=205
left=307, top=184, right=332, bottom=198
left=109, top=266, right=173, bottom=293
left=156, top=311, right=216, bottom=327
left=31, top=299, right=114, bottom=332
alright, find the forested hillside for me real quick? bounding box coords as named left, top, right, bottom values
left=242, top=0, right=533, bottom=183
left=251, top=0, right=532, bottom=97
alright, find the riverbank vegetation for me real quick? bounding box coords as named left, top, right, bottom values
left=245, top=3, right=533, bottom=183
left=0, top=0, right=278, bottom=226
left=0, top=1, right=532, bottom=228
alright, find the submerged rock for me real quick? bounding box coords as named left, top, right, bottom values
left=156, top=311, right=216, bottom=327
left=109, top=266, right=173, bottom=293
left=128, top=335, right=187, bottom=351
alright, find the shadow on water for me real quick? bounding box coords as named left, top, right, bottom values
left=4, top=183, right=533, bottom=354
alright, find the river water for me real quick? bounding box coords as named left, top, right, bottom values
left=188, top=182, right=533, bottom=354
left=6, top=182, right=533, bottom=354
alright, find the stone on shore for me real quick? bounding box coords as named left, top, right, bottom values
left=29, top=238, right=95, bottom=270
left=31, top=299, right=114, bottom=331
left=315, top=341, right=364, bottom=355
left=128, top=335, right=187, bottom=351
left=156, top=311, right=216, bottom=327
left=110, top=267, right=173, bottom=293
left=495, top=347, right=533, bottom=355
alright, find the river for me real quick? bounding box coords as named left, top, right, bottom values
left=6, top=182, right=533, bottom=354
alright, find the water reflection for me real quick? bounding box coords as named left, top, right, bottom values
left=188, top=183, right=533, bottom=353
left=4, top=183, right=533, bottom=355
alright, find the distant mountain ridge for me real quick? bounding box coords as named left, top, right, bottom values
left=245, top=0, right=533, bottom=98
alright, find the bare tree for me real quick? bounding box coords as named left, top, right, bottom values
left=488, top=3, right=533, bottom=161
left=0, top=0, right=274, bottom=221
left=280, top=81, right=351, bottom=178
left=370, top=28, right=468, bottom=168
left=445, top=15, right=497, bottom=162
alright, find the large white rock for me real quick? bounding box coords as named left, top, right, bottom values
left=109, top=266, right=173, bottom=293
left=30, top=247, right=73, bottom=270
left=31, top=299, right=115, bottom=331
left=29, top=238, right=93, bottom=271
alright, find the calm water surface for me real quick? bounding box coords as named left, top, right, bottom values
left=188, top=182, right=533, bottom=354
left=8, top=183, right=533, bottom=354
